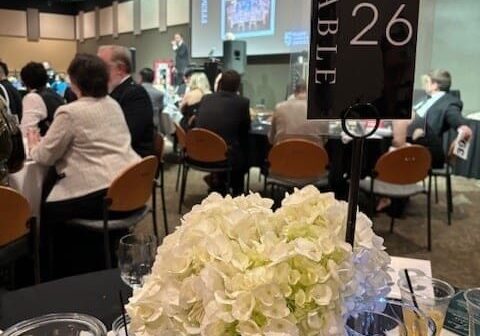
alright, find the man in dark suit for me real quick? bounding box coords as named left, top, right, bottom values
left=416, top=70, right=472, bottom=138
left=197, top=70, right=250, bottom=196
left=98, top=45, right=154, bottom=157
left=413, top=70, right=472, bottom=166
left=0, top=61, right=22, bottom=120
left=171, top=33, right=189, bottom=86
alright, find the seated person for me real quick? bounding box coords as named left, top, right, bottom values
left=179, top=72, right=211, bottom=130
left=0, top=61, right=23, bottom=121
left=269, top=80, right=328, bottom=145
left=138, top=67, right=164, bottom=132
left=414, top=69, right=472, bottom=168
left=196, top=70, right=250, bottom=196
left=98, top=45, right=154, bottom=157
left=29, top=53, right=140, bottom=221
left=20, top=62, right=65, bottom=135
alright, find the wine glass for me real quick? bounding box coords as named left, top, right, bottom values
left=118, top=234, right=157, bottom=289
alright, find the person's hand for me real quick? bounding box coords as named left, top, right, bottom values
left=458, top=125, right=473, bottom=141
left=171, top=40, right=176, bottom=45
left=26, top=127, right=41, bottom=153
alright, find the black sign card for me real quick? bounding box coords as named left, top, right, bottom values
left=308, top=0, right=420, bottom=120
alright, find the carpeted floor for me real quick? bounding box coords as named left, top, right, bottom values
left=137, top=156, right=480, bottom=290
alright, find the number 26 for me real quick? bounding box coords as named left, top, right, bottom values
left=350, top=3, right=413, bottom=47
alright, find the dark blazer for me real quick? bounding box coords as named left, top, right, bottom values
left=110, top=76, right=154, bottom=157
left=175, top=43, right=189, bottom=74
left=196, top=91, right=250, bottom=170
left=422, top=92, right=466, bottom=138
left=0, top=79, right=22, bottom=120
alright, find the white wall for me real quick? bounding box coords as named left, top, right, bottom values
left=431, top=0, right=480, bottom=112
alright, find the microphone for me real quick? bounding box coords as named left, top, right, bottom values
left=208, top=47, right=216, bottom=57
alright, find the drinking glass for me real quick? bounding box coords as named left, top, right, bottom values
left=346, top=310, right=407, bottom=335
left=384, top=300, right=437, bottom=336
left=398, top=276, right=455, bottom=336
left=464, top=288, right=480, bottom=336
left=112, top=314, right=131, bottom=336
left=118, top=234, right=157, bottom=289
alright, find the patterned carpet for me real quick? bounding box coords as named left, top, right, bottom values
left=139, top=158, right=480, bottom=290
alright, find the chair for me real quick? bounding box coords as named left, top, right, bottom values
left=0, top=187, right=40, bottom=285
left=152, top=133, right=169, bottom=238
left=264, top=139, right=329, bottom=196
left=178, top=128, right=232, bottom=213
left=359, top=145, right=433, bottom=250
left=431, top=135, right=458, bottom=226
left=67, top=156, right=159, bottom=269
left=174, top=122, right=187, bottom=192
left=431, top=163, right=453, bottom=226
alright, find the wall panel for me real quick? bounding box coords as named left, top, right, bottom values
left=83, top=11, right=95, bottom=39
left=0, top=9, right=27, bottom=37
left=118, top=1, right=134, bottom=33
left=141, top=0, right=159, bottom=30
left=99, top=7, right=113, bottom=36
left=166, top=0, right=189, bottom=26
left=40, top=13, right=75, bottom=40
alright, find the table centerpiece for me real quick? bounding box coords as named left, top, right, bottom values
left=126, top=186, right=391, bottom=335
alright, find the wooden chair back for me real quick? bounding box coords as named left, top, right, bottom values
left=174, top=122, right=187, bottom=148
left=375, top=145, right=432, bottom=185
left=107, top=156, right=158, bottom=211
left=268, top=139, right=329, bottom=179
left=185, top=128, right=228, bottom=163
left=0, top=187, right=31, bottom=247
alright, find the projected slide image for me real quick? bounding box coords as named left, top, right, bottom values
left=222, top=0, right=276, bottom=38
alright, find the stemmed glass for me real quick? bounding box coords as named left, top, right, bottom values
left=118, top=234, right=157, bottom=289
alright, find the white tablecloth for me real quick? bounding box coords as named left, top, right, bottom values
left=8, top=161, right=48, bottom=219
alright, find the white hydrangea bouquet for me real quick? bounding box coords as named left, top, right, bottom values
left=126, top=186, right=391, bottom=336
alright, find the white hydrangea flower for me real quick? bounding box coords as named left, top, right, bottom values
left=126, top=187, right=391, bottom=335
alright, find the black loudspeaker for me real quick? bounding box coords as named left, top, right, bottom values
left=129, top=47, right=137, bottom=73
left=223, top=40, right=247, bottom=75
left=204, top=61, right=222, bottom=91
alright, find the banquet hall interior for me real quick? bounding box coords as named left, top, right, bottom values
left=0, top=0, right=479, bottom=333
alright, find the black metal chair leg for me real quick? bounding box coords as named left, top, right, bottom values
left=160, top=168, right=169, bottom=238
left=434, top=175, right=439, bottom=204
left=29, top=217, right=41, bottom=284
left=226, top=171, right=232, bottom=196
left=427, top=175, right=432, bottom=251
left=151, top=184, right=159, bottom=242
left=178, top=166, right=188, bottom=214
left=175, top=163, right=182, bottom=192
left=390, top=216, right=395, bottom=233
left=446, top=172, right=453, bottom=225
left=103, top=201, right=112, bottom=269
left=9, top=262, right=15, bottom=289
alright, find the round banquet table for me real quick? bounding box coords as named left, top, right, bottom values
left=7, top=161, right=48, bottom=220
left=0, top=269, right=464, bottom=335
left=0, top=269, right=131, bottom=331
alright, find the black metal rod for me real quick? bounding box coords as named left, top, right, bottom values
left=345, top=136, right=365, bottom=246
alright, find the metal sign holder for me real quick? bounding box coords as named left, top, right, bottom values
left=341, top=103, right=380, bottom=246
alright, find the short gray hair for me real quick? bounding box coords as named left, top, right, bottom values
left=98, top=45, right=132, bottom=74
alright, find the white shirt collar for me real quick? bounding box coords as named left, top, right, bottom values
left=120, top=75, right=131, bottom=85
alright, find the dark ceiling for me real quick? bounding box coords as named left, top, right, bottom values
left=0, top=0, right=131, bottom=15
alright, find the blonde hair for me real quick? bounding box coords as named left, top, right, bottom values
left=188, top=72, right=211, bottom=94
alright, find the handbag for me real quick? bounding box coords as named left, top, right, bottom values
left=0, top=87, right=25, bottom=174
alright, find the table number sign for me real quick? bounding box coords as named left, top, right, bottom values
left=307, top=0, right=420, bottom=120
